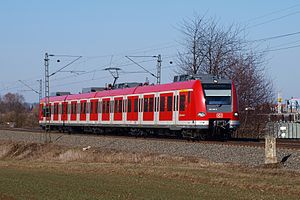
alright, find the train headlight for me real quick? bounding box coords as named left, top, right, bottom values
left=234, top=112, right=238, bottom=117
left=198, top=112, right=206, bottom=117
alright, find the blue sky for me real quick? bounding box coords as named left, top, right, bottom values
left=0, top=0, right=299, bottom=102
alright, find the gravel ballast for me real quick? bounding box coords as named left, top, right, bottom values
left=0, top=129, right=299, bottom=170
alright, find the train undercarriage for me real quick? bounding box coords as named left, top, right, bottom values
left=42, top=122, right=234, bottom=141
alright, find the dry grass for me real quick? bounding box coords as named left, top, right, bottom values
left=0, top=140, right=300, bottom=200
left=0, top=140, right=212, bottom=166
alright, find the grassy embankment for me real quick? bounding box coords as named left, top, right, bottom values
left=0, top=141, right=299, bottom=200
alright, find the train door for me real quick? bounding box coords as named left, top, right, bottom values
left=53, top=103, right=59, bottom=121
left=143, top=94, right=154, bottom=121
left=159, top=93, right=173, bottom=121
left=90, top=99, right=99, bottom=121
left=178, top=91, right=191, bottom=121
left=102, top=98, right=110, bottom=121
left=61, top=102, right=68, bottom=121
left=80, top=100, right=87, bottom=121
left=127, top=96, right=138, bottom=121
left=114, top=97, right=123, bottom=121
left=70, top=101, right=77, bottom=121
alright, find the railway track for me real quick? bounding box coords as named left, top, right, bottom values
left=1, top=127, right=300, bottom=150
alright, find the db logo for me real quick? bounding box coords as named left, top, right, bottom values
left=216, top=113, right=223, bottom=118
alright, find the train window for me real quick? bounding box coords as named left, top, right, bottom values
left=63, top=103, right=68, bottom=115
left=110, top=101, right=113, bottom=113
left=128, top=99, right=132, bottom=113
left=105, top=101, right=109, bottom=113
left=149, top=97, right=154, bottom=112
left=160, top=96, right=165, bottom=112
left=95, top=101, right=98, bottom=114
left=81, top=102, right=86, bottom=114
left=114, top=100, right=118, bottom=113
left=102, top=101, right=105, bottom=113
left=90, top=102, right=94, bottom=114
left=188, top=91, right=191, bottom=103
left=66, top=103, right=69, bottom=114
left=45, top=105, right=51, bottom=117
left=134, top=98, right=138, bottom=112
left=99, top=101, right=102, bottom=113
left=123, top=100, right=125, bottom=113
left=77, top=103, right=81, bottom=114
left=173, top=96, right=176, bottom=111
left=54, top=104, right=58, bottom=115
left=139, top=98, right=143, bottom=112
left=176, top=95, right=179, bottom=111
left=167, top=96, right=172, bottom=111
left=86, top=102, right=90, bottom=114
left=71, top=103, right=76, bottom=114
left=58, top=104, right=61, bottom=114
left=62, top=104, right=65, bottom=115
left=154, top=97, right=157, bottom=112
left=144, top=98, right=148, bottom=112
left=68, top=104, right=71, bottom=114
left=124, top=99, right=127, bottom=112
left=180, top=95, right=185, bottom=111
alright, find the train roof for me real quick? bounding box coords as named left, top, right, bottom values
left=40, top=80, right=199, bottom=103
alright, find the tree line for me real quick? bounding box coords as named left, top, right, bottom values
left=0, top=93, right=38, bottom=128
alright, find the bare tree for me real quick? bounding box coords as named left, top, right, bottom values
left=177, top=15, right=274, bottom=137
left=177, top=14, right=244, bottom=77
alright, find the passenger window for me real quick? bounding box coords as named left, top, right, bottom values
left=149, top=97, right=154, bottom=112
left=144, top=98, right=148, bottom=112
left=72, top=103, right=76, bottom=114
left=114, top=100, right=118, bottom=113
left=134, top=99, right=138, bottom=112
left=128, top=99, right=132, bottom=113
left=180, top=95, right=185, bottom=111
left=160, top=96, right=165, bottom=112
left=90, top=102, right=94, bottom=114
left=81, top=102, right=86, bottom=114
left=167, top=96, right=172, bottom=111
left=95, top=101, right=98, bottom=113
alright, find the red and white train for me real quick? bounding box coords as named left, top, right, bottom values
left=39, top=74, right=239, bottom=139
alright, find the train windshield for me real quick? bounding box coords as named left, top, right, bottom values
left=202, top=84, right=232, bottom=105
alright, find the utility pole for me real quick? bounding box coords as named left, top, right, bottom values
left=156, top=54, right=162, bottom=84
left=38, top=79, right=42, bottom=103
left=44, top=53, right=51, bottom=143
left=43, top=53, right=81, bottom=143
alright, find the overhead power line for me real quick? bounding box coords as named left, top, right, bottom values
left=249, top=11, right=300, bottom=28
left=263, top=44, right=300, bottom=52
left=249, top=31, right=300, bottom=43
left=246, top=3, right=300, bottom=22
left=50, top=56, right=82, bottom=77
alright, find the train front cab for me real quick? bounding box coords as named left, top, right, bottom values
left=197, top=79, right=239, bottom=137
